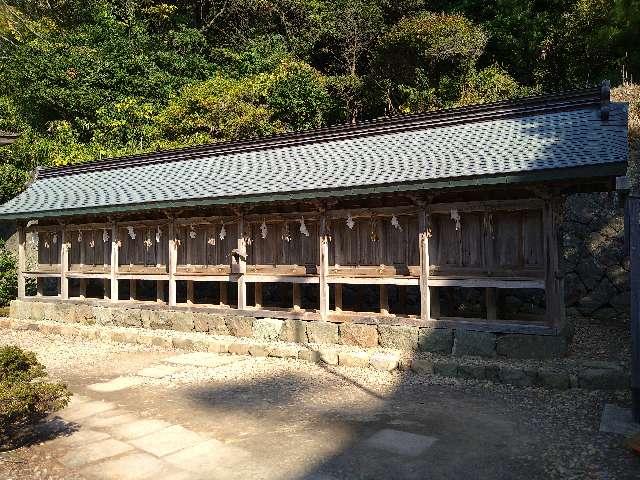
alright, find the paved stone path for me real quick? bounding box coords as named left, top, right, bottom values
left=48, top=352, right=441, bottom=479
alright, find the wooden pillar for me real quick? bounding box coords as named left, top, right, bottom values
left=186, top=280, right=194, bottom=305
left=79, top=278, right=87, bottom=299
left=292, top=283, right=301, bottom=311
left=254, top=282, right=262, bottom=308
left=486, top=287, right=497, bottom=320
left=419, top=209, right=431, bottom=321
left=129, top=279, right=136, bottom=301
left=236, top=214, right=247, bottom=309
left=156, top=280, right=165, bottom=303
left=60, top=228, right=69, bottom=300
left=17, top=224, right=26, bottom=299
left=628, top=195, right=640, bottom=422
left=319, top=215, right=329, bottom=319
left=168, top=220, right=177, bottom=306
left=109, top=223, right=118, bottom=302
left=104, top=279, right=110, bottom=300
left=36, top=278, right=44, bottom=297
left=219, top=282, right=228, bottom=306
left=334, top=284, right=343, bottom=312
left=379, top=284, right=389, bottom=315
left=430, top=287, right=440, bottom=319
left=543, top=198, right=565, bottom=328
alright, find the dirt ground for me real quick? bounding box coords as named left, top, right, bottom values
left=0, top=328, right=639, bottom=480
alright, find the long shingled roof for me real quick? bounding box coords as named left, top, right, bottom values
left=0, top=86, right=628, bottom=220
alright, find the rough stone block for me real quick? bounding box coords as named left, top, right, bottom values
left=192, top=313, right=210, bottom=332
left=43, top=303, right=59, bottom=322
left=306, top=321, right=339, bottom=344
left=9, top=300, right=20, bottom=318
left=538, top=370, right=571, bottom=390
left=298, top=348, right=322, bottom=363
left=135, top=332, right=156, bottom=346
left=206, top=315, right=230, bottom=335
left=452, top=330, right=497, bottom=358
left=93, top=306, right=113, bottom=325
left=171, top=312, right=194, bottom=332
left=317, top=347, right=339, bottom=365
left=496, top=334, right=567, bottom=359
left=29, top=302, right=44, bottom=321
left=228, top=342, right=251, bottom=355
left=248, top=343, right=270, bottom=357
left=253, top=318, right=284, bottom=341
left=151, top=336, right=172, bottom=348
left=457, top=364, right=486, bottom=380
left=338, top=351, right=370, bottom=368
left=498, top=367, right=537, bottom=386
left=208, top=339, right=232, bottom=354
left=369, top=352, right=400, bottom=371
left=173, top=337, right=195, bottom=350
left=226, top=316, right=254, bottom=337
left=418, top=328, right=453, bottom=354
left=153, top=311, right=175, bottom=330
left=140, top=309, right=159, bottom=329
left=378, top=325, right=419, bottom=350
left=0, top=318, right=10, bottom=328
left=578, top=368, right=629, bottom=390
left=433, top=361, right=458, bottom=377
left=339, top=323, right=379, bottom=348
left=279, top=319, right=308, bottom=343
left=113, top=308, right=142, bottom=328
left=410, top=358, right=434, bottom=375
left=73, top=304, right=96, bottom=325
left=269, top=344, right=300, bottom=358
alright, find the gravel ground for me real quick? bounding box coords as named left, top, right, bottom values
left=568, top=316, right=631, bottom=366
left=0, top=328, right=639, bottom=479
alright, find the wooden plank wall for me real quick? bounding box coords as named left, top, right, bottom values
left=176, top=223, right=238, bottom=267
left=37, top=230, right=62, bottom=267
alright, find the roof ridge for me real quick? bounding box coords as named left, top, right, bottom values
left=37, top=86, right=603, bottom=180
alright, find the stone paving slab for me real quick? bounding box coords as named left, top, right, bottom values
left=130, top=425, right=206, bottom=457
left=60, top=400, right=117, bottom=422
left=164, top=438, right=251, bottom=473
left=59, top=438, right=135, bottom=468
left=88, top=376, right=148, bottom=393
left=163, top=352, right=245, bottom=368
left=362, top=429, right=437, bottom=457
left=82, top=410, right=139, bottom=429
left=600, top=404, right=640, bottom=436
left=81, top=452, right=182, bottom=480
left=109, top=419, right=173, bottom=441
left=57, top=428, right=110, bottom=446
left=137, top=364, right=186, bottom=378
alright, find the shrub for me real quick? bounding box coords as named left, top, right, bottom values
left=0, top=346, right=71, bottom=449
left=0, top=240, right=17, bottom=308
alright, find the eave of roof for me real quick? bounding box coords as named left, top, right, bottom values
left=0, top=162, right=626, bottom=220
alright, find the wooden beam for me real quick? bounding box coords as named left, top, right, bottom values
left=17, top=225, right=26, bottom=299
left=431, top=286, right=440, bottom=319
left=236, top=214, right=247, bottom=309
left=156, top=280, right=165, bottom=303
left=486, top=287, right=497, bottom=320
left=419, top=210, right=431, bottom=321
left=168, top=220, right=177, bottom=307
left=334, top=283, right=343, bottom=312
left=254, top=282, right=263, bottom=308
left=219, top=281, right=228, bottom=306
left=109, top=223, right=118, bottom=302
left=129, top=279, right=136, bottom=302
left=319, top=215, right=329, bottom=319
left=628, top=195, right=640, bottom=421
left=186, top=280, right=194, bottom=305
left=543, top=198, right=565, bottom=328
left=379, top=284, right=389, bottom=315
left=61, top=229, right=69, bottom=300
left=292, top=283, right=301, bottom=310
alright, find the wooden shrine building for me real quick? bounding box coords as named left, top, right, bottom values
left=0, top=84, right=629, bottom=344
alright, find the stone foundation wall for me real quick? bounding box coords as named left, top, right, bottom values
left=9, top=299, right=567, bottom=360
left=561, top=193, right=629, bottom=322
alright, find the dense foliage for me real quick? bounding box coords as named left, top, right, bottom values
left=0, top=240, right=18, bottom=307
left=0, top=345, right=71, bottom=449
left=0, top=0, right=638, bottom=203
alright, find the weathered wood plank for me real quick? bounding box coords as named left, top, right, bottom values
left=168, top=220, right=177, bottom=306
left=319, top=215, right=329, bottom=319
left=17, top=225, right=26, bottom=298
left=61, top=229, right=70, bottom=300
